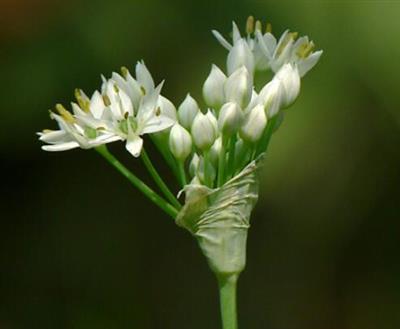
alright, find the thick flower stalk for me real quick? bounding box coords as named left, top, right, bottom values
left=38, top=16, right=322, bottom=329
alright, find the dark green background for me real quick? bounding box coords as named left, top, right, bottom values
left=1, top=0, right=399, bottom=328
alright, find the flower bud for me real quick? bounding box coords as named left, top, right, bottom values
left=202, top=65, right=226, bottom=109
left=275, top=63, right=300, bottom=108
left=227, top=39, right=254, bottom=75
left=224, top=66, right=252, bottom=109
left=189, top=153, right=200, bottom=177
left=240, top=104, right=267, bottom=143
left=209, top=137, right=222, bottom=166
left=178, top=94, right=199, bottom=130
left=258, top=78, right=283, bottom=118
left=169, top=123, right=192, bottom=161
left=197, top=156, right=216, bottom=185
left=191, top=111, right=218, bottom=151
left=218, top=102, right=243, bottom=137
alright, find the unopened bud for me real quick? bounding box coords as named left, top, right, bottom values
left=202, top=65, right=227, bottom=109
left=191, top=111, right=218, bottom=151
left=258, top=78, right=283, bottom=118
left=275, top=63, right=301, bottom=108
left=240, top=104, right=267, bottom=143
left=178, top=94, right=199, bottom=129
left=189, top=153, right=200, bottom=177
left=227, top=39, right=255, bottom=75
left=169, top=123, right=192, bottom=161
left=209, top=137, right=222, bottom=166
left=218, top=102, right=243, bottom=137
left=224, top=66, right=252, bottom=109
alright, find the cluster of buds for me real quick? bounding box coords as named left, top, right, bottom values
left=39, top=17, right=322, bottom=192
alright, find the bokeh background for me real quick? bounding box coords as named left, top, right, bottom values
left=1, top=0, right=399, bottom=328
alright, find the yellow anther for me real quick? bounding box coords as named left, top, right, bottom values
left=42, top=129, right=54, bottom=133
left=120, top=66, right=129, bottom=78
left=246, top=16, right=255, bottom=34
left=140, top=86, right=146, bottom=95
left=55, top=104, right=75, bottom=123
left=155, top=106, right=161, bottom=116
left=255, top=20, right=262, bottom=32
left=74, top=88, right=90, bottom=112
left=266, top=22, right=272, bottom=33
left=296, top=41, right=315, bottom=58
left=290, top=32, right=298, bottom=40
left=102, top=95, right=111, bottom=106
left=113, top=83, right=119, bottom=93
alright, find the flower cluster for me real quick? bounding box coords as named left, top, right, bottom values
left=39, top=17, right=322, bottom=192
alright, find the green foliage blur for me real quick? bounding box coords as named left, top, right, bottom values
left=1, top=0, right=399, bottom=328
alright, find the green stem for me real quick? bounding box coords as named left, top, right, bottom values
left=177, top=160, right=187, bottom=187
left=95, top=145, right=178, bottom=219
left=217, top=138, right=226, bottom=187
left=218, top=274, right=238, bottom=329
left=141, top=149, right=181, bottom=210
left=226, top=134, right=237, bottom=180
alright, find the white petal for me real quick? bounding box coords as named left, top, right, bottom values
left=90, top=90, right=106, bottom=119
left=136, top=61, right=155, bottom=92
left=141, top=116, right=175, bottom=134
left=39, top=130, right=69, bottom=144
left=42, top=141, right=80, bottom=151
left=125, top=135, right=143, bottom=157
left=211, top=30, right=232, bottom=50
left=298, top=50, right=323, bottom=77
left=232, top=21, right=241, bottom=44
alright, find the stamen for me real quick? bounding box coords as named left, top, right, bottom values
left=102, top=95, right=111, bottom=106
left=120, top=66, right=129, bottom=78
left=55, top=104, right=75, bottom=123
left=140, top=86, right=146, bottom=95
left=246, top=16, right=255, bottom=34
left=155, top=106, right=161, bottom=116
left=74, top=88, right=90, bottom=112
left=266, top=22, right=272, bottom=33
left=255, top=20, right=262, bottom=32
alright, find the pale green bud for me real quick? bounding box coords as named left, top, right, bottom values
left=202, top=65, right=227, bottom=109
left=189, top=153, right=200, bottom=177
left=274, top=63, right=300, bottom=108
left=169, top=123, right=192, bottom=161
left=191, top=111, right=218, bottom=151
left=178, top=94, right=199, bottom=129
left=258, top=78, right=283, bottom=118
left=209, top=137, right=222, bottom=166
left=197, top=156, right=216, bottom=185
left=224, top=66, right=252, bottom=109
left=240, top=104, right=267, bottom=143
left=227, top=39, right=255, bottom=75
left=218, top=102, right=243, bottom=137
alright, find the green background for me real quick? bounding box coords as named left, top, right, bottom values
left=1, top=0, right=399, bottom=328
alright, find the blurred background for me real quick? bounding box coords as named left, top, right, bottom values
left=1, top=0, right=399, bottom=328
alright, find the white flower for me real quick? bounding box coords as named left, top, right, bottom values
left=103, top=79, right=174, bottom=157
left=169, top=123, right=192, bottom=161
left=38, top=103, right=120, bottom=152
left=178, top=94, right=199, bottom=130
left=274, top=63, right=300, bottom=108
left=202, top=64, right=227, bottom=109
left=213, top=22, right=254, bottom=75
left=240, top=104, right=267, bottom=143
left=191, top=111, right=218, bottom=151
left=218, top=102, right=243, bottom=137
left=224, top=66, right=252, bottom=109
left=111, top=61, right=156, bottom=112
